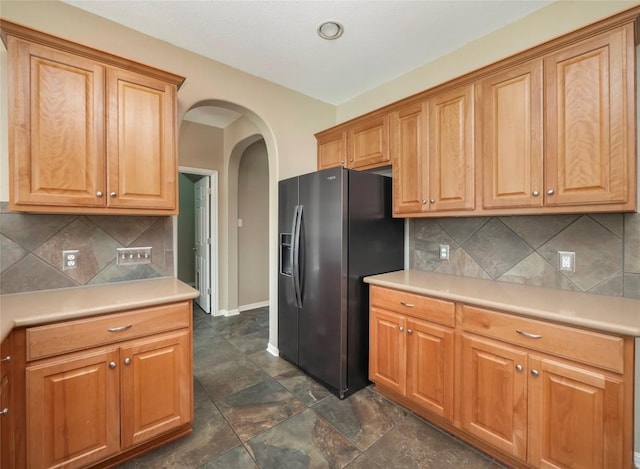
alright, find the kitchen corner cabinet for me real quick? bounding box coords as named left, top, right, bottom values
left=24, top=301, right=193, bottom=468
left=316, top=114, right=390, bottom=171
left=369, top=286, right=633, bottom=469
left=391, top=84, right=475, bottom=216
left=369, top=286, right=454, bottom=420
left=1, top=20, right=184, bottom=215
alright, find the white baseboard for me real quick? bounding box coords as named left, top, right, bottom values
left=634, top=451, right=640, bottom=468
left=238, top=300, right=269, bottom=312
left=266, top=343, right=279, bottom=357
left=216, top=308, right=239, bottom=317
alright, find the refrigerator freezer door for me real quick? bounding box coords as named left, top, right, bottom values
left=278, top=177, right=299, bottom=364
left=297, top=167, right=348, bottom=393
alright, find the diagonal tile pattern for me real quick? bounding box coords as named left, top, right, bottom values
left=122, top=305, right=507, bottom=468
left=410, top=212, right=639, bottom=299
left=0, top=203, right=173, bottom=294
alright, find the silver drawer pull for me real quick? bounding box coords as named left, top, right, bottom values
left=0, top=356, right=10, bottom=363
left=108, top=324, right=133, bottom=333
left=400, top=302, right=414, bottom=308
left=0, top=408, right=8, bottom=416
left=516, top=329, right=542, bottom=339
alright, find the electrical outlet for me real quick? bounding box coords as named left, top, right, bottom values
left=439, top=244, right=450, bottom=260
left=558, top=251, right=575, bottom=272
left=62, top=250, right=79, bottom=270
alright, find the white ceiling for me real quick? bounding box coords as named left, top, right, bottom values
left=63, top=0, right=553, bottom=107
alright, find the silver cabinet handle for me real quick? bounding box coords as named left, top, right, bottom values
left=407, top=329, right=413, bottom=335
left=110, top=192, right=117, bottom=197
left=421, top=200, right=427, bottom=205
left=400, top=302, right=414, bottom=308
left=109, top=362, right=117, bottom=369
left=516, top=329, right=542, bottom=339
left=0, top=408, right=8, bottom=416
left=96, top=191, right=103, bottom=197
left=124, top=358, right=131, bottom=365
left=429, top=199, right=436, bottom=204
left=532, top=190, right=539, bottom=197
left=546, top=189, right=555, bottom=196
left=349, top=158, right=354, bottom=162
left=0, top=356, right=10, bottom=363
left=515, top=364, right=523, bottom=372
left=108, top=324, right=132, bottom=333
left=398, top=326, right=404, bottom=332
left=531, top=369, right=539, bottom=377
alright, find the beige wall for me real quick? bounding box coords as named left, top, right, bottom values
left=179, top=121, right=224, bottom=171
left=338, top=1, right=640, bottom=121
left=238, top=140, right=269, bottom=308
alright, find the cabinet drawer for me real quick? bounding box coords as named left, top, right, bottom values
left=371, top=286, right=454, bottom=327
left=462, top=305, right=624, bottom=373
left=26, top=301, right=191, bottom=361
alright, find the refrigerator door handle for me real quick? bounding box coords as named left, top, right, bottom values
left=292, top=204, right=303, bottom=308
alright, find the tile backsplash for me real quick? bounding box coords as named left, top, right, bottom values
left=0, top=203, right=174, bottom=294
left=409, top=212, right=640, bottom=299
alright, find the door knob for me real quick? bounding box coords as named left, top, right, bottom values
left=429, top=199, right=436, bottom=204
left=398, top=326, right=404, bottom=332
left=109, top=361, right=117, bottom=369
left=532, top=190, right=539, bottom=197
left=96, top=191, right=103, bottom=197
left=124, top=357, right=131, bottom=365
left=546, top=189, right=555, bottom=196
left=515, top=364, right=523, bottom=372
left=531, top=369, right=539, bottom=377
left=110, top=192, right=117, bottom=198
left=407, top=329, right=413, bottom=335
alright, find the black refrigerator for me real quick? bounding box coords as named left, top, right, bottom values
left=278, top=167, right=404, bottom=399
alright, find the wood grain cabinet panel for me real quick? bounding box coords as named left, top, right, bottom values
left=544, top=24, right=634, bottom=208
left=369, top=287, right=455, bottom=421
left=26, top=347, right=121, bottom=469
left=348, top=114, right=390, bottom=169
left=317, top=128, right=347, bottom=170
left=460, top=334, right=528, bottom=459
left=0, top=336, right=12, bottom=469
left=478, top=60, right=544, bottom=209
left=527, top=355, right=624, bottom=469
left=8, top=37, right=106, bottom=208
left=428, top=84, right=475, bottom=212
left=1, top=20, right=184, bottom=215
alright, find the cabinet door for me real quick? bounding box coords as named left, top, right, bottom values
left=528, top=355, right=624, bottom=469
left=428, top=84, right=475, bottom=211
left=391, top=102, right=428, bottom=215
left=317, top=129, right=347, bottom=170
left=120, top=330, right=192, bottom=449
left=479, top=61, right=544, bottom=209
left=348, top=115, right=390, bottom=169
left=369, top=308, right=406, bottom=395
left=544, top=24, right=634, bottom=207
left=8, top=37, right=105, bottom=208
left=26, top=347, right=120, bottom=469
left=406, top=318, right=454, bottom=420
left=107, top=68, right=177, bottom=210
left=0, top=336, right=12, bottom=469
left=460, top=334, right=527, bottom=459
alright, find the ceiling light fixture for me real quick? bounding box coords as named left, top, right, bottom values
left=317, top=21, right=344, bottom=40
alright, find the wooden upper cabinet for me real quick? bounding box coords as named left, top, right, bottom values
left=544, top=24, right=635, bottom=208
left=348, top=114, right=390, bottom=169
left=1, top=20, right=184, bottom=215
left=428, top=84, right=475, bottom=212
left=317, top=128, right=347, bottom=170
left=316, top=114, right=390, bottom=171
left=8, top=37, right=106, bottom=208
left=107, top=68, right=177, bottom=210
left=391, top=102, right=428, bottom=215
left=479, top=60, right=544, bottom=209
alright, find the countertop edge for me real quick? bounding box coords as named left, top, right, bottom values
left=1, top=278, right=200, bottom=342
left=365, top=271, right=640, bottom=337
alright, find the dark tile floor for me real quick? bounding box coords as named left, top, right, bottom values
left=121, top=305, right=507, bottom=468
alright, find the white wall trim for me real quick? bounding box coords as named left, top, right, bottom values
left=238, top=300, right=269, bottom=312
left=217, top=308, right=239, bottom=317
left=266, top=343, right=279, bottom=357
left=634, top=451, right=640, bottom=469
left=175, top=166, right=219, bottom=317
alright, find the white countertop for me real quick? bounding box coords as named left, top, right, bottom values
left=364, top=270, right=640, bottom=336
left=0, top=277, right=200, bottom=341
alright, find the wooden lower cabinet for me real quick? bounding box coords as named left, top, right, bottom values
left=460, top=334, right=527, bottom=459
left=1, top=335, right=12, bottom=469
left=369, top=286, right=633, bottom=469
left=26, top=329, right=192, bottom=468
left=369, top=307, right=454, bottom=420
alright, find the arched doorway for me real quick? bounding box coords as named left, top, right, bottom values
left=177, top=100, right=279, bottom=355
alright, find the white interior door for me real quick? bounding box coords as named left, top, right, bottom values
left=195, top=177, right=211, bottom=313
